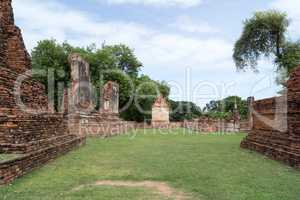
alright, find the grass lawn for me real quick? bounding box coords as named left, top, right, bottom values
left=0, top=129, right=299, bottom=200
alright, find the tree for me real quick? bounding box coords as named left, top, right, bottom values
left=97, top=44, right=142, bottom=78
left=31, top=40, right=170, bottom=121
left=203, top=96, right=248, bottom=120
left=32, top=40, right=69, bottom=85
left=120, top=75, right=170, bottom=122
left=170, top=101, right=202, bottom=122
left=233, top=10, right=290, bottom=72
left=31, top=40, right=71, bottom=111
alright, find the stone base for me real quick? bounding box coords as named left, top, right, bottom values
left=241, top=131, right=300, bottom=167
left=67, top=112, right=136, bottom=137
left=0, top=136, right=85, bottom=185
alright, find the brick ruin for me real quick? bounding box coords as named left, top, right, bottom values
left=0, top=0, right=134, bottom=183
left=0, top=0, right=85, bottom=184
left=149, top=97, right=243, bottom=132
left=183, top=117, right=241, bottom=133
left=0, top=0, right=31, bottom=74
left=69, top=53, right=93, bottom=113
left=2, top=0, right=299, bottom=186
left=100, top=81, right=119, bottom=114
left=241, top=67, right=300, bottom=167
left=65, top=61, right=134, bottom=137
left=151, top=96, right=170, bottom=128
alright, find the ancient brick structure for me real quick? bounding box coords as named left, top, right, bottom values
left=183, top=117, right=240, bottom=133
left=239, top=120, right=251, bottom=132
left=65, top=60, right=132, bottom=137
left=0, top=136, right=85, bottom=184
left=241, top=67, right=300, bottom=167
left=0, top=0, right=31, bottom=73
left=0, top=0, right=49, bottom=115
left=152, top=96, right=170, bottom=127
left=100, top=81, right=119, bottom=114
left=69, top=53, right=93, bottom=113
left=0, top=0, right=274, bottom=186
left=0, top=0, right=85, bottom=185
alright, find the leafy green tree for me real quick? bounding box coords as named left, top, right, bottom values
left=203, top=96, right=248, bottom=120
left=32, top=40, right=143, bottom=86
left=170, top=101, right=202, bottom=122
left=233, top=10, right=289, bottom=72
left=121, top=75, right=170, bottom=122
left=31, top=39, right=71, bottom=111
left=97, top=44, right=142, bottom=77
left=276, top=42, right=300, bottom=84
left=234, top=10, right=300, bottom=83
left=31, top=40, right=70, bottom=86
left=31, top=40, right=170, bottom=121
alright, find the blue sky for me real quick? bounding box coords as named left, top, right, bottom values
left=13, top=0, right=300, bottom=107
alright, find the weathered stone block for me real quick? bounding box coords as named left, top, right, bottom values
left=152, top=96, right=169, bottom=124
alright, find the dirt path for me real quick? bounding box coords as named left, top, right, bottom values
left=74, top=180, right=189, bottom=200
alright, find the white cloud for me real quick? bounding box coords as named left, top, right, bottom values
left=13, top=0, right=232, bottom=71
left=105, top=0, right=202, bottom=8
left=170, top=16, right=218, bottom=34
left=270, top=0, right=300, bottom=38
left=12, top=0, right=282, bottom=105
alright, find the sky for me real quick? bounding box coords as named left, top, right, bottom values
left=12, top=0, right=300, bottom=107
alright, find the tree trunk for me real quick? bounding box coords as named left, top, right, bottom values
left=276, top=32, right=282, bottom=60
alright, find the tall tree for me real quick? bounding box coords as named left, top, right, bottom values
left=233, top=10, right=290, bottom=72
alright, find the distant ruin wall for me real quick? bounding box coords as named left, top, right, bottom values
left=239, top=120, right=250, bottom=132
left=241, top=67, right=300, bottom=167
left=183, top=118, right=240, bottom=133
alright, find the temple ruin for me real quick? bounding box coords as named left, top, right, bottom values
left=100, top=81, right=119, bottom=114
left=241, top=67, right=300, bottom=167
left=0, top=0, right=299, bottom=186
left=151, top=96, right=170, bottom=127
left=0, top=0, right=85, bottom=184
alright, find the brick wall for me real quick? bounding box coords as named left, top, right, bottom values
left=0, top=0, right=86, bottom=185
left=183, top=118, right=240, bottom=133
left=0, top=0, right=31, bottom=73
left=66, top=113, right=137, bottom=137
left=240, top=120, right=250, bottom=132
left=0, top=136, right=85, bottom=185
left=0, top=67, right=49, bottom=115
left=241, top=67, right=300, bottom=167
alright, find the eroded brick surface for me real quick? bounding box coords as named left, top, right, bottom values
left=152, top=96, right=170, bottom=127
left=0, top=0, right=31, bottom=73
left=241, top=67, right=300, bottom=167
left=0, top=0, right=86, bottom=185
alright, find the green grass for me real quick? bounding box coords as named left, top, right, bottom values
left=0, top=154, right=22, bottom=163
left=0, top=129, right=299, bottom=200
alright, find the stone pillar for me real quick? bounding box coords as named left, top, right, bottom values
left=100, top=81, right=119, bottom=114
left=247, top=96, right=255, bottom=130
left=69, top=53, right=93, bottom=113
left=152, top=96, right=170, bottom=125
left=233, top=103, right=241, bottom=132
